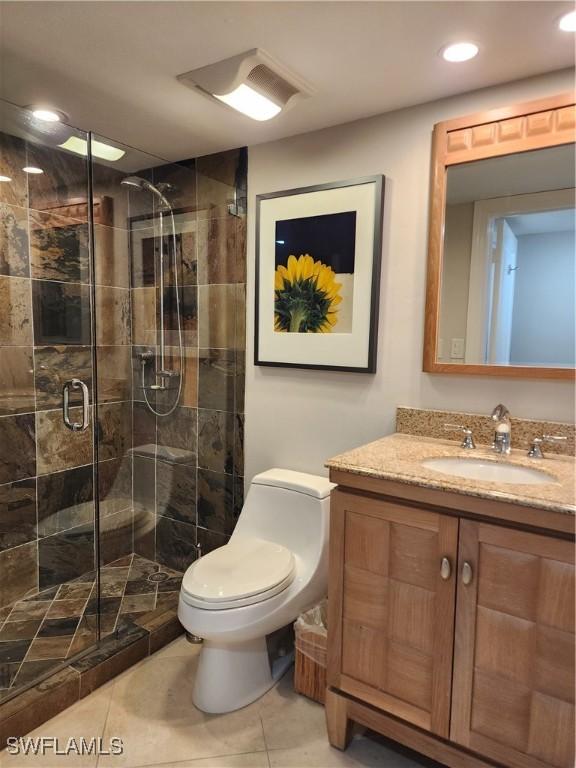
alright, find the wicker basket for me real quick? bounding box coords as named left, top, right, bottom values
left=294, top=601, right=327, bottom=704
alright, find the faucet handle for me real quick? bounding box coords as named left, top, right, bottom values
left=443, top=424, right=476, bottom=450
left=527, top=434, right=567, bottom=459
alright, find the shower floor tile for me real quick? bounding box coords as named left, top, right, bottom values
left=0, top=554, right=182, bottom=703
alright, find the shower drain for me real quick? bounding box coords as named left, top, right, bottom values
left=147, top=571, right=170, bottom=584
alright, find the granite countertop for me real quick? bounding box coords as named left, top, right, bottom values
left=326, top=433, right=576, bottom=516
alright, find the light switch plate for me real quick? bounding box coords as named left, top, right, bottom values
left=450, top=338, right=465, bottom=358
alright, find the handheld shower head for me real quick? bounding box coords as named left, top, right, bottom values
left=120, top=175, right=172, bottom=208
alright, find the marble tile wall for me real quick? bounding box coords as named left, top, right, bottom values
left=0, top=126, right=246, bottom=618
left=0, top=129, right=134, bottom=613
left=131, top=148, right=247, bottom=571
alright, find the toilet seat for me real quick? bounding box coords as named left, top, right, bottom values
left=181, top=536, right=296, bottom=611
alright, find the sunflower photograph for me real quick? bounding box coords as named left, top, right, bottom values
left=273, top=210, right=356, bottom=334
left=255, top=176, right=384, bottom=371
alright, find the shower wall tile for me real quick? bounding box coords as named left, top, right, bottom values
left=197, top=408, right=235, bottom=475
left=36, top=407, right=93, bottom=475
left=29, top=211, right=90, bottom=283
left=99, top=508, right=133, bottom=566
left=164, top=346, right=198, bottom=408
left=97, top=402, right=131, bottom=461
left=0, top=541, right=38, bottom=608
left=198, top=348, right=235, bottom=412
left=179, top=229, right=198, bottom=286
left=132, top=401, right=156, bottom=449
left=132, top=346, right=158, bottom=404
left=97, top=346, right=131, bottom=403
left=197, top=468, right=233, bottom=536
left=197, top=149, right=240, bottom=219
left=235, top=350, right=245, bottom=414
left=234, top=414, right=244, bottom=476
left=196, top=526, right=229, bottom=557
left=94, top=224, right=129, bottom=289
left=197, top=216, right=245, bottom=285
left=38, top=523, right=95, bottom=591
left=0, top=276, right=32, bottom=346
left=235, top=284, right=246, bottom=351
left=133, top=456, right=155, bottom=515
left=98, top=457, right=132, bottom=518
left=197, top=284, right=238, bottom=349
left=130, top=225, right=156, bottom=288
left=131, top=287, right=156, bottom=346
left=0, top=479, right=37, bottom=552
left=34, top=345, right=92, bottom=410
left=233, top=474, right=244, bottom=522
left=133, top=456, right=155, bottom=561
left=32, top=280, right=91, bottom=346
left=156, top=459, right=196, bottom=525
left=155, top=516, right=196, bottom=572
left=0, top=203, right=29, bottom=277
left=0, top=346, right=34, bottom=416
left=126, top=147, right=246, bottom=565
left=162, top=285, right=197, bottom=346
left=0, top=413, right=36, bottom=484
left=0, top=134, right=28, bottom=208
left=36, top=465, right=94, bottom=537
left=156, top=405, right=197, bottom=455
left=152, top=161, right=197, bottom=210
left=95, top=287, right=130, bottom=346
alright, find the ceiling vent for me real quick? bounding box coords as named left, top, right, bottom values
left=177, top=49, right=314, bottom=121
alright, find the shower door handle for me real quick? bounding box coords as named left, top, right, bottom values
left=62, top=379, right=90, bottom=432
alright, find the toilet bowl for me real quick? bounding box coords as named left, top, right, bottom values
left=178, top=468, right=335, bottom=713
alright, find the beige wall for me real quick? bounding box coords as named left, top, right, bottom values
left=245, top=70, right=575, bottom=481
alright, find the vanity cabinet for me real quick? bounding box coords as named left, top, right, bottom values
left=328, top=490, right=458, bottom=736
left=451, top=521, right=575, bottom=768
left=326, top=487, right=575, bottom=768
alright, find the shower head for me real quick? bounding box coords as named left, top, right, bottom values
left=121, top=175, right=152, bottom=191
left=120, top=175, right=172, bottom=208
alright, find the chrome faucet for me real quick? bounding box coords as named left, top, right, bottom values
left=443, top=423, right=476, bottom=449
left=491, top=403, right=511, bottom=455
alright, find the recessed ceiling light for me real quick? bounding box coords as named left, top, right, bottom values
left=441, top=42, right=479, bottom=63
left=30, top=107, right=64, bottom=123
left=58, top=136, right=126, bottom=162
left=559, top=10, right=576, bottom=31
left=22, top=166, right=44, bottom=174
left=0, top=175, right=12, bottom=182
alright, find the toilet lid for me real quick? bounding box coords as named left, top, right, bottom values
left=182, top=536, right=296, bottom=604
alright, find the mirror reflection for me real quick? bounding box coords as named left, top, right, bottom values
left=438, top=144, right=575, bottom=367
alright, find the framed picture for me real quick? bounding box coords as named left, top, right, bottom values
left=255, top=175, right=384, bottom=372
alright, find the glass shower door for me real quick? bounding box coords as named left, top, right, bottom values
left=0, top=101, right=100, bottom=701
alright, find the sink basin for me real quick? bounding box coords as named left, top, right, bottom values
left=421, top=457, right=554, bottom=485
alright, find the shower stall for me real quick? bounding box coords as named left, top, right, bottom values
left=0, top=99, right=246, bottom=707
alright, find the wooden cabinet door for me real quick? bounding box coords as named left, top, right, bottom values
left=327, top=490, right=458, bottom=736
left=452, top=521, right=575, bottom=768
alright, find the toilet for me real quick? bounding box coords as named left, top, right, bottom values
left=178, top=468, right=335, bottom=714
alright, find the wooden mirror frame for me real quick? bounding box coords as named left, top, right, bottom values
left=423, top=92, right=575, bottom=380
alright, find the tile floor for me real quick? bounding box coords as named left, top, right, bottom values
left=0, top=636, right=436, bottom=768
left=0, top=555, right=182, bottom=702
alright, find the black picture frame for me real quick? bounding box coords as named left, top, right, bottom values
left=255, top=175, right=385, bottom=372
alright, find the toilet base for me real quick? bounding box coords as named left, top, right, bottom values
left=193, top=636, right=293, bottom=714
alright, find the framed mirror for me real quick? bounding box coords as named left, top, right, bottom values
left=424, top=93, right=575, bottom=379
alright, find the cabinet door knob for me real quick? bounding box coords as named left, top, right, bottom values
left=462, top=561, right=473, bottom=586
left=440, top=557, right=451, bottom=580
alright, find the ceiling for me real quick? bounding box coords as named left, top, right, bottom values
left=0, top=1, right=574, bottom=162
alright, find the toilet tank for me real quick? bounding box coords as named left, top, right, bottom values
left=232, top=469, right=335, bottom=561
